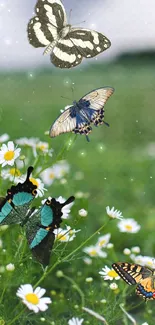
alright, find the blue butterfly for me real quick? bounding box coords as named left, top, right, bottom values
left=50, top=87, right=114, bottom=141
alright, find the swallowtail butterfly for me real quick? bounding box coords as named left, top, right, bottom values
left=0, top=166, right=75, bottom=265
left=24, top=196, right=75, bottom=265
left=27, top=0, right=111, bottom=69
left=112, top=262, right=155, bottom=301
left=49, top=86, right=114, bottom=141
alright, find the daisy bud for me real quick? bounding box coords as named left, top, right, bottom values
left=109, top=283, right=118, bottom=290
left=123, top=248, right=131, bottom=255
left=6, top=263, right=15, bottom=271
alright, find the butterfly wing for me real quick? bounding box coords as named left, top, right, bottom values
left=81, top=87, right=114, bottom=110
left=27, top=0, right=67, bottom=48
left=112, top=262, right=155, bottom=300
left=50, top=38, right=83, bottom=68
left=49, top=105, right=77, bottom=137
left=0, top=167, right=37, bottom=225
left=51, top=28, right=111, bottom=68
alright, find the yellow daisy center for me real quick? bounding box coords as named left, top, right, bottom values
left=9, top=168, right=21, bottom=177
left=4, top=151, right=15, bottom=161
left=57, top=234, right=67, bottom=241
left=25, top=293, right=39, bottom=305
left=108, top=270, right=119, bottom=278
left=49, top=172, right=55, bottom=179
left=125, top=225, right=133, bottom=231
left=99, top=240, right=106, bottom=247
left=30, top=178, right=39, bottom=187
left=89, top=249, right=97, bottom=256
left=38, top=144, right=47, bottom=151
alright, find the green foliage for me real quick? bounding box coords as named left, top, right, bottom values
left=0, top=60, right=155, bottom=324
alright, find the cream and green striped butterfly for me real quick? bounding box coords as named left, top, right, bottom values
left=27, top=0, right=111, bottom=69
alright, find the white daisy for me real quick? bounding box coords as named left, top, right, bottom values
left=41, top=161, right=70, bottom=186
left=0, top=133, right=9, bottom=142
left=68, top=317, right=84, bottom=325
left=54, top=226, right=80, bottom=242
left=16, top=284, right=52, bottom=313
left=96, top=233, right=111, bottom=248
left=56, top=196, right=74, bottom=219
left=117, top=218, right=141, bottom=233
left=29, top=177, right=47, bottom=197
left=36, top=141, right=53, bottom=157
left=0, top=141, right=21, bottom=167
left=99, top=266, right=120, bottom=280
left=83, top=245, right=107, bottom=258
left=78, top=209, right=88, bottom=217
left=106, top=206, right=123, bottom=220
left=15, top=137, right=39, bottom=147
left=1, top=167, right=22, bottom=182
left=36, top=141, right=49, bottom=152
left=131, top=254, right=155, bottom=268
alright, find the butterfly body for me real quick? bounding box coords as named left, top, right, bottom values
left=112, top=262, right=155, bottom=301
left=50, top=87, right=114, bottom=140
left=27, top=0, right=111, bottom=68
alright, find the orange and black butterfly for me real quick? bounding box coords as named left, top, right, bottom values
left=112, top=262, right=155, bottom=301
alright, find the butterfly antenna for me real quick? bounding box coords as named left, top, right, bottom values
left=74, top=20, right=86, bottom=25
left=71, top=85, right=75, bottom=101
left=68, top=8, right=72, bottom=24
left=86, top=135, right=90, bottom=142
left=104, top=121, right=110, bottom=127
left=61, top=95, right=72, bottom=100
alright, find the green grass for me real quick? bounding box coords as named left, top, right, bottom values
left=0, top=59, right=155, bottom=324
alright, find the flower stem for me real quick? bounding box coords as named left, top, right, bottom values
left=62, top=274, right=85, bottom=307
left=34, top=221, right=108, bottom=287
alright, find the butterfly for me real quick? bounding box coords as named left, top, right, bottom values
left=0, top=166, right=75, bottom=265
left=49, top=87, right=114, bottom=141
left=0, top=166, right=37, bottom=225
left=24, top=196, right=75, bottom=265
left=27, top=0, right=111, bottom=69
left=112, top=262, right=155, bottom=301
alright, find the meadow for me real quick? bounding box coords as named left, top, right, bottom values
left=0, top=55, right=155, bottom=324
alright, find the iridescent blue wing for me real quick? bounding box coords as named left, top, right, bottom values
left=25, top=196, right=75, bottom=265
left=0, top=167, right=37, bottom=225
left=50, top=87, right=114, bottom=140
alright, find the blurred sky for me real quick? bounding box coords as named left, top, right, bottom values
left=0, top=0, right=155, bottom=70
